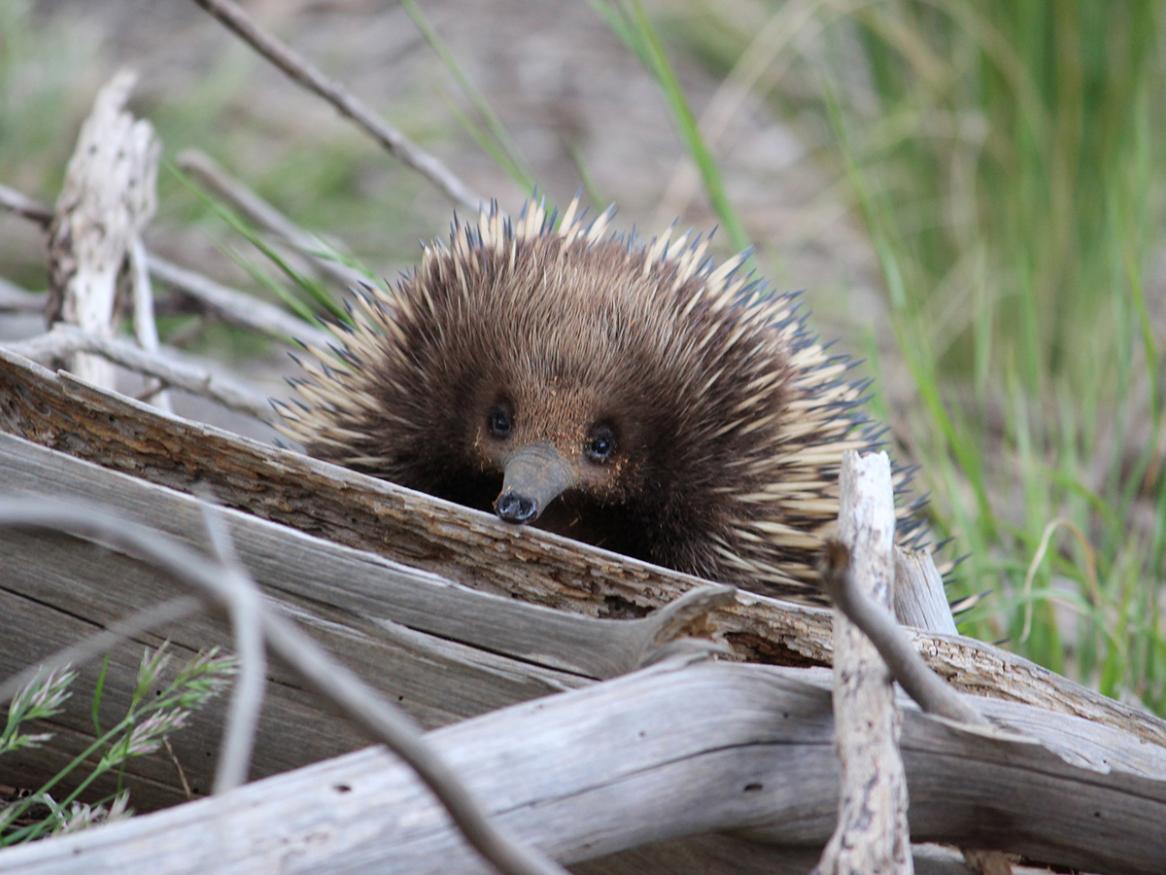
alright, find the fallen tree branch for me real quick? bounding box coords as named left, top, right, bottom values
left=189, top=0, right=482, bottom=210
left=6, top=325, right=271, bottom=421
left=46, top=70, right=160, bottom=393
left=0, top=437, right=1161, bottom=872
left=0, top=497, right=567, bottom=875
left=0, top=659, right=1161, bottom=875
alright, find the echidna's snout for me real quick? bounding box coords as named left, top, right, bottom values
left=494, top=442, right=575, bottom=525
left=495, top=490, right=538, bottom=523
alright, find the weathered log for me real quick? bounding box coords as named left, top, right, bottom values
left=0, top=662, right=1162, bottom=875
left=0, top=347, right=1159, bottom=751
left=3, top=355, right=1164, bottom=872
left=0, top=432, right=730, bottom=811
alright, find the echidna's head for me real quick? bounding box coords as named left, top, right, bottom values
left=277, top=199, right=893, bottom=596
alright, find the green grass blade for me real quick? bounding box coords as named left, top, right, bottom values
left=594, top=0, right=750, bottom=252
left=401, top=0, right=537, bottom=193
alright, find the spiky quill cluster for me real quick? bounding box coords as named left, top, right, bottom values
left=276, top=199, right=918, bottom=598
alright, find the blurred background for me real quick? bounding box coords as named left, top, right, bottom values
left=1, top=0, right=1163, bottom=712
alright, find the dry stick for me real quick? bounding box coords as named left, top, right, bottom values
left=0, top=498, right=567, bottom=875
left=198, top=500, right=268, bottom=794
left=0, top=182, right=330, bottom=350
left=177, top=150, right=368, bottom=288
left=190, top=0, right=482, bottom=210
left=6, top=325, right=272, bottom=421
left=818, top=450, right=911, bottom=875
left=147, top=255, right=332, bottom=349
left=129, top=237, right=174, bottom=412
left=0, top=182, right=52, bottom=224
left=820, top=539, right=986, bottom=726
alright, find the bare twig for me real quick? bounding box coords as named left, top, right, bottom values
left=0, top=498, right=567, bottom=875
left=176, top=150, right=368, bottom=288
left=0, top=182, right=52, bottom=225
left=6, top=325, right=272, bottom=421
left=198, top=500, right=267, bottom=794
left=129, top=237, right=173, bottom=411
left=147, top=254, right=332, bottom=349
left=190, top=0, right=482, bottom=210
left=820, top=539, right=986, bottom=726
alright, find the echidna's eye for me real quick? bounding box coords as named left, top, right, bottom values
left=487, top=404, right=512, bottom=438
left=584, top=424, right=616, bottom=463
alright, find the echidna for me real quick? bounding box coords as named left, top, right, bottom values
left=275, top=199, right=919, bottom=599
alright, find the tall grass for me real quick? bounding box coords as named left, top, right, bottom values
left=666, top=0, right=1165, bottom=709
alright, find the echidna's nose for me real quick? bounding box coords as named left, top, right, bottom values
left=494, top=441, right=575, bottom=527
left=494, top=490, right=539, bottom=524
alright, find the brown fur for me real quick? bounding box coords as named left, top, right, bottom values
left=276, top=199, right=917, bottom=598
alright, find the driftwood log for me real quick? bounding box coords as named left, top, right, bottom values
left=0, top=347, right=1159, bottom=748
left=0, top=660, right=1163, bottom=874
left=1, top=348, right=1165, bottom=873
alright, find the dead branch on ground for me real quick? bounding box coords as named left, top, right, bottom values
left=7, top=325, right=270, bottom=421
